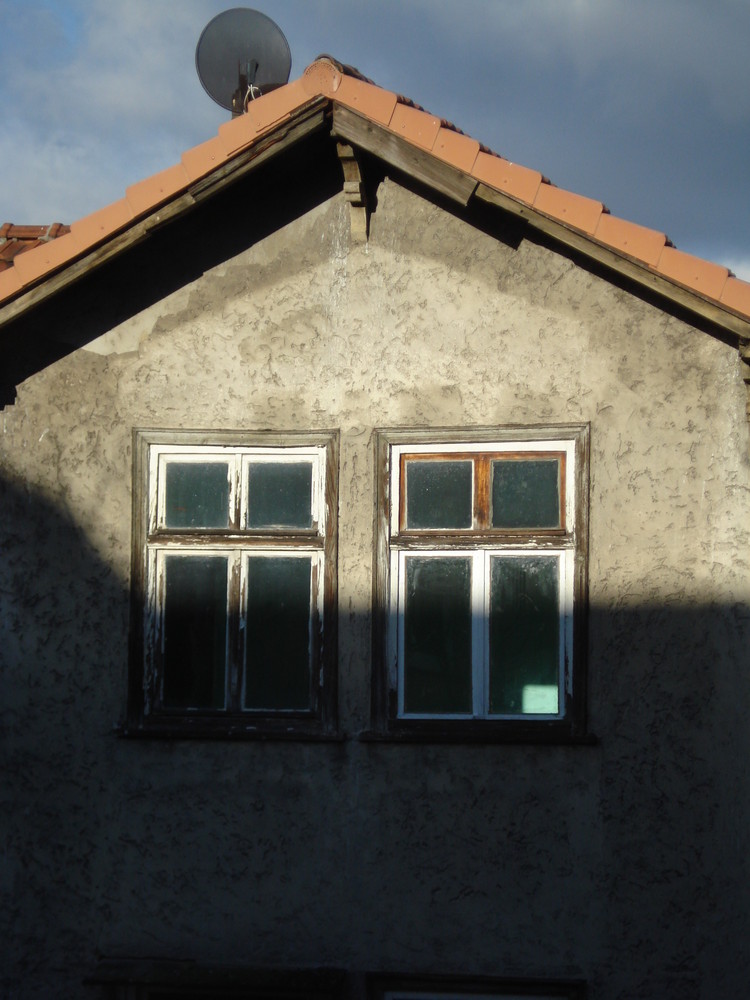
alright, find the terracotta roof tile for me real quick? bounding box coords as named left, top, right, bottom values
left=302, top=59, right=343, bottom=97
left=242, top=77, right=310, bottom=133
left=389, top=103, right=442, bottom=151
left=593, top=214, right=668, bottom=267
left=432, top=127, right=480, bottom=174
left=473, top=152, right=543, bottom=205
left=334, top=73, right=398, bottom=124
left=656, top=246, right=729, bottom=301
left=1, top=57, right=749, bottom=333
left=126, top=163, right=190, bottom=216
left=720, top=276, right=750, bottom=317
left=11, top=231, right=80, bottom=285
left=533, top=183, right=605, bottom=235
left=0, top=264, right=22, bottom=297
left=217, top=111, right=261, bottom=155
left=0, top=222, right=71, bottom=273
left=180, top=135, right=229, bottom=182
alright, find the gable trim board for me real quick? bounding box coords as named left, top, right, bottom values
left=1, top=56, right=749, bottom=405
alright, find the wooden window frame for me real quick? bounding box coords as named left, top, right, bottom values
left=125, top=428, right=339, bottom=741
left=368, top=425, right=591, bottom=744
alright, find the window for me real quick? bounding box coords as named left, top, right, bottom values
left=368, top=974, right=586, bottom=1000
left=127, top=430, right=338, bottom=739
left=370, top=426, right=590, bottom=742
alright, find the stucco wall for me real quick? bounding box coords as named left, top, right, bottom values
left=2, top=177, right=749, bottom=1000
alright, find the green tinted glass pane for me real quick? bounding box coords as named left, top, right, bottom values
left=247, top=462, right=313, bottom=528
left=164, top=462, right=230, bottom=528
left=404, top=557, right=472, bottom=714
left=162, top=555, right=227, bottom=709
left=244, top=556, right=312, bottom=710
left=489, top=556, right=560, bottom=715
left=491, top=458, right=560, bottom=528
left=406, top=460, right=472, bottom=529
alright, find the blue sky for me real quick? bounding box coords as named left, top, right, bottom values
left=1, top=0, right=749, bottom=278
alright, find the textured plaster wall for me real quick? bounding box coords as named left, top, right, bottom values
left=2, top=178, right=750, bottom=1000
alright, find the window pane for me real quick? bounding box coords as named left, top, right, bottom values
left=247, top=462, right=313, bottom=528
left=244, top=556, right=312, bottom=710
left=491, top=458, right=560, bottom=529
left=162, top=555, right=228, bottom=709
left=404, top=557, right=472, bottom=714
left=164, top=462, right=230, bottom=528
left=405, top=460, right=472, bottom=529
left=489, top=556, right=560, bottom=715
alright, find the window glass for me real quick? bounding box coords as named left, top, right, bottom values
left=491, top=458, right=560, bottom=529
left=164, top=462, right=230, bottom=528
left=405, top=460, right=472, bottom=529
left=162, top=555, right=228, bottom=708
left=244, top=556, right=312, bottom=710
left=247, top=461, right=313, bottom=528
left=489, top=555, right=560, bottom=715
left=404, top=556, right=472, bottom=714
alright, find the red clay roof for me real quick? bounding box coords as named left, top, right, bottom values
left=1, top=58, right=749, bottom=329
left=0, top=223, right=70, bottom=273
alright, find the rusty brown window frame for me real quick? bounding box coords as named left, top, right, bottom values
left=126, top=428, right=339, bottom=741
left=368, top=425, right=591, bottom=744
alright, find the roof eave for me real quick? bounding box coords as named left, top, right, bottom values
left=0, top=98, right=329, bottom=332
left=330, top=100, right=750, bottom=342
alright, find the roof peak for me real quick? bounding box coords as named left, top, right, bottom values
left=0, top=57, right=748, bottom=335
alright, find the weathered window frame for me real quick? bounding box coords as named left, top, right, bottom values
left=368, top=426, right=590, bottom=744
left=367, top=973, right=587, bottom=1000
left=126, top=428, right=339, bottom=740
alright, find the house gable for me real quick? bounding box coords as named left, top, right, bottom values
left=1, top=70, right=749, bottom=999
left=1, top=57, right=749, bottom=410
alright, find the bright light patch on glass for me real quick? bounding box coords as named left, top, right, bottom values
left=489, top=555, right=560, bottom=715
left=522, top=684, right=559, bottom=714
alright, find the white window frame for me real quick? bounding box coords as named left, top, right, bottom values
left=371, top=426, right=590, bottom=742
left=392, top=547, right=572, bottom=720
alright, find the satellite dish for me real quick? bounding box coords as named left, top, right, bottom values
left=195, top=8, right=292, bottom=115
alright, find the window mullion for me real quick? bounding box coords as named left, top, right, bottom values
left=228, top=550, right=242, bottom=712
left=230, top=456, right=241, bottom=530
left=396, top=549, right=406, bottom=718
left=472, top=549, right=486, bottom=717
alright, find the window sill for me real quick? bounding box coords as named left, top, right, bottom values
left=359, top=721, right=598, bottom=745
left=118, top=719, right=345, bottom=742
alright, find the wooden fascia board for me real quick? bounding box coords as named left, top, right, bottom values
left=475, top=183, right=750, bottom=343
left=187, top=98, right=328, bottom=201
left=331, top=104, right=478, bottom=206
left=0, top=104, right=329, bottom=332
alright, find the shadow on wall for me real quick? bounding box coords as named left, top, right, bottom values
left=0, top=127, right=346, bottom=407
left=2, top=469, right=750, bottom=998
